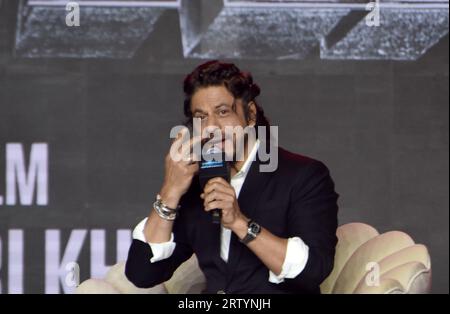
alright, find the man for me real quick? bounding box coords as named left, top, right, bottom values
left=125, top=60, right=339, bottom=294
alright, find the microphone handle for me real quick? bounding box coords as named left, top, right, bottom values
left=212, top=208, right=222, bottom=224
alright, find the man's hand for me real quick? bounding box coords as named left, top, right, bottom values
left=201, top=177, right=248, bottom=229
left=145, top=127, right=200, bottom=243
left=160, top=128, right=200, bottom=208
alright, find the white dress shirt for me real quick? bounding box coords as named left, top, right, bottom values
left=133, top=140, right=309, bottom=283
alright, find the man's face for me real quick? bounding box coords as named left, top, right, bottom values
left=190, top=85, right=254, bottom=161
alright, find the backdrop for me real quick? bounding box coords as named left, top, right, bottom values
left=0, top=0, right=448, bottom=293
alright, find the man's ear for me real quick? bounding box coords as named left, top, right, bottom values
left=247, top=101, right=257, bottom=126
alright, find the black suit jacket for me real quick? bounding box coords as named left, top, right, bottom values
left=125, top=147, right=339, bottom=294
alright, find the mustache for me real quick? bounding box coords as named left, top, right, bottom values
left=200, top=136, right=247, bottom=167
left=201, top=137, right=223, bottom=145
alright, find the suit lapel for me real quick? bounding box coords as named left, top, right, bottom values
left=226, top=155, right=273, bottom=284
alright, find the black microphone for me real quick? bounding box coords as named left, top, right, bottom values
left=198, top=144, right=230, bottom=224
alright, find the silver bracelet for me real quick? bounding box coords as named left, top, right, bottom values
left=154, top=203, right=177, bottom=221
left=153, top=194, right=179, bottom=221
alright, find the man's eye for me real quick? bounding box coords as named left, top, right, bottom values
left=219, top=110, right=229, bottom=116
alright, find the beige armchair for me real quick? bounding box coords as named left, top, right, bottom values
left=76, top=222, right=431, bottom=294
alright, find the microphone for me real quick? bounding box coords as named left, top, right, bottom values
left=198, top=143, right=230, bottom=224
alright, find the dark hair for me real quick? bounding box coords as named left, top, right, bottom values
left=183, top=60, right=270, bottom=141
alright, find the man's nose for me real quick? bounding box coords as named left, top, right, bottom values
left=204, top=114, right=219, bottom=129
left=202, top=117, right=222, bottom=139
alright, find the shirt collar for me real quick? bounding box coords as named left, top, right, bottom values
left=233, top=139, right=260, bottom=179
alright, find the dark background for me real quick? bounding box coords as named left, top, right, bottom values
left=0, top=0, right=448, bottom=293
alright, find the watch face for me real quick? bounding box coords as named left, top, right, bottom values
left=249, top=222, right=261, bottom=235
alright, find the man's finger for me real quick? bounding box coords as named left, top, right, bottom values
left=204, top=191, right=233, bottom=205
left=186, top=162, right=199, bottom=173
left=168, top=127, right=191, bottom=162
left=203, top=182, right=234, bottom=197
left=179, top=134, right=202, bottom=162
left=188, top=134, right=203, bottom=162
left=172, top=126, right=190, bottom=143
left=204, top=200, right=228, bottom=212
left=206, top=177, right=230, bottom=187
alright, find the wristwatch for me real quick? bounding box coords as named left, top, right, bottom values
left=240, top=220, right=261, bottom=244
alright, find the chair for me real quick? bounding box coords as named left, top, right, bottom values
left=75, top=222, right=431, bottom=294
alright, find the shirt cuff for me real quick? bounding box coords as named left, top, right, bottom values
left=132, top=217, right=176, bottom=263
left=269, top=237, right=309, bottom=284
